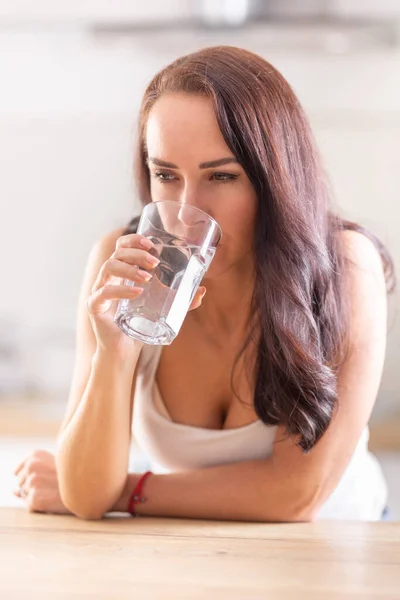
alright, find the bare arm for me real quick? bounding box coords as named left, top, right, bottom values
left=58, top=345, right=141, bottom=520
left=116, top=231, right=388, bottom=522
left=56, top=228, right=145, bottom=519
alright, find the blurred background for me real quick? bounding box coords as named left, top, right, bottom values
left=0, top=0, right=399, bottom=516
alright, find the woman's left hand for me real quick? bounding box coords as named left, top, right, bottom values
left=14, top=449, right=71, bottom=515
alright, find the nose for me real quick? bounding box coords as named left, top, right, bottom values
left=179, top=182, right=199, bottom=210
left=177, top=183, right=217, bottom=233
left=179, top=182, right=215, bottom=218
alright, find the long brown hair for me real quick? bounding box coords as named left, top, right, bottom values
left=124, top=46, right=395, bottom=452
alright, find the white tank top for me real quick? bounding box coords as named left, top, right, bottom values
left=133, top=344, right=387, bottom=520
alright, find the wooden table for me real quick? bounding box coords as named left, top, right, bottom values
left=0, top=509, right=399, bottom=599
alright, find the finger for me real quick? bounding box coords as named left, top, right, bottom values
left=92, top=253, right=159, bottom=293
left=113, top=247, right=162, bottom=268
left=95, top=284, right=145, bottom=301
left=26, top=471, right=57, bottom=489
left=189, top=286, right=206, bottom=312
left=92, top=259, right=154, bottom=294
left=14, top=456, right=29, bottom=476
left=25, top=472, right=39, bottom=490
left=30, top=450, right=55, bottom=465
left=17, top=457, right=42, bottom=484
left=14, top=450, right=54, bottom=475
left=115, top=233, right=154, bottom=251
left=17, top=466, right=28, bottom=489
left=14, top=482, right=28, bottom=500
left=86, top=284, right=144, bottom=317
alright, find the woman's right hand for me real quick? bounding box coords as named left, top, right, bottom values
left=86, top=233, right=158, bottom=354
left=86, top=233, right=206, bottom=355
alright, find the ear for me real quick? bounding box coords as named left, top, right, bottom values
left=188, top=286, right=206, bottom=312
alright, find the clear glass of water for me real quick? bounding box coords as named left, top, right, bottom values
left=114, top=201, right=222, bottom=345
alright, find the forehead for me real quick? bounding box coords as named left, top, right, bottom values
left=145, top=93, right=231, bottom=160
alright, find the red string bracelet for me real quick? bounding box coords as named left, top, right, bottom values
left=128, top=471, right=153, bottom=516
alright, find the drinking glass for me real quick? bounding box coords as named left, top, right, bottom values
left=114, top=201, right=222, bottom=345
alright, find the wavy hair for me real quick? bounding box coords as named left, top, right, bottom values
left=124, top=46, right=395, bottom=452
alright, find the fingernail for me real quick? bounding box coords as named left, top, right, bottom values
left=140, top=237, right=154, bottom=250
left=146, top=255, right=160, bottom=267
left=137, top=269, right=152, bottom=282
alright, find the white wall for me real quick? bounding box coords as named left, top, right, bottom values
left=0, top=29, right=399, bottom=415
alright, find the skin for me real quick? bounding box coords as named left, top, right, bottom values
left=14, top=94, right=387, bottom=521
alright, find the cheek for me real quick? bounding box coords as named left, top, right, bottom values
left=216, top=190, right=257, bottom=248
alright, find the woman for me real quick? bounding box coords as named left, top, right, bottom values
left=14, top=46, right=394, bottom=521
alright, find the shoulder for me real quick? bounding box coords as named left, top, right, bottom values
left=339, top=229, right=387, bottom=347
left=340, top=229, right=385, bottom=281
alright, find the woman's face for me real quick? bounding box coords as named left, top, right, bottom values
left=145, top=93, right=257, bottom=277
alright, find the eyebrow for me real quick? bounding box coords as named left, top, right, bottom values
left=147, top=157, right=238, bottom=169
left=199, top=157, right=238, bottom=169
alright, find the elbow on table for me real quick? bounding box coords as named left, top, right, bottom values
left=260, top=493, right=321, bottom=523
left=56, top=460, right=123, bottom=520
left=60, top=490, right=108, bottom=521
left=283, top=506, right=319, bottom=523
left=272, top=479, right=327, bottom=523
left=70, top=505, right=105, bottom=521
left=58, top=475, right=118, bottom=520
left=259, top=506, right=318, bottom=523
left=57, top=471, right=108, bottom=520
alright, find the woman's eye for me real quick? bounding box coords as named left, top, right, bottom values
left=153, top=171, right=176, bottom=182
left=210, top=172, right=239, bottom=182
